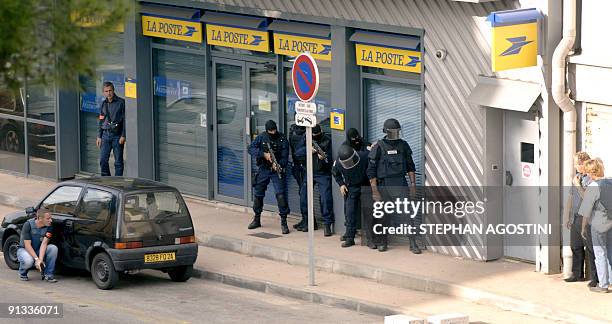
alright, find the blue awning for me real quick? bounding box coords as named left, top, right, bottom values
left=486, top=8, right=543, bottom=27
left=349, top=30, right=420, bottom=51
left=140, top=3, right=201, bottom=21
left=268, top=21, right=330, bottom=38
left=201, top=12, right=268, bottom=30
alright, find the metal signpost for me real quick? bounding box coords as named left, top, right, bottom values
left=291, top=53, right=319, bottom=286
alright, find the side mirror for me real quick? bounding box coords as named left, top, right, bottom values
left=25, top=207, right=36, bottom=216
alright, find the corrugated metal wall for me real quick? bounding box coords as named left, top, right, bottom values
left=205, top=0, right=524, bottom=260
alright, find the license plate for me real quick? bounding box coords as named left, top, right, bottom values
left=144, top=252, right=176, bottom=263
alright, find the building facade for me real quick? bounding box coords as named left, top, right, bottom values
left=6, top=0, right=609, bottom=274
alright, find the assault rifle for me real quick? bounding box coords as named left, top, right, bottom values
left=263, top=142, right=284, bottom=179
left=312, top=141, right=328, bottom=163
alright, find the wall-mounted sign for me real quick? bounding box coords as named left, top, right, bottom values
left=142, top=15, right=202, bottom=43
left=355, top=43, right=421, bottom=73
left=71, top=11, right=125, bottom=32
left=273, top=33, right=331, bottom=61
left=125, top=78, right=137, bottom=99
left=330, top=108, right=345, bottom=131
left=521, top=162, right=534, bottom=179
left=487, top=8, right=542, bottom=72
left=206, top=24, right=269, bottom=52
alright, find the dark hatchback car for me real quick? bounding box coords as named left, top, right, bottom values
left=0, top=177, right=198, bottom=289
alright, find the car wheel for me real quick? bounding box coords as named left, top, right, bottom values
left=168, top=265, right=193, bottom=282
left=3, top=126, right=23, bottom=153
left=91, top=253, right=119, bottom=290
left=2, top=234, right=20, bottom=270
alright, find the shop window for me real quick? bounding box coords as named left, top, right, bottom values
left=79, top=33, right=124, bottom=174
left=26, top=83, right=55, bottom=122
left=0, top=87, right=25, bottom=117
left=27, top=123, right=56, bottom=178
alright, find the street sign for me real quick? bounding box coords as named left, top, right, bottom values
left=291, top=53, right=319, bottom=288
left=295, top=101, right=317, bottom=115
left=291, top=53, right=319, bottom=102
left=295, top=113, right=317, bottom=127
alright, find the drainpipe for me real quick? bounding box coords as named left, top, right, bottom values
left=551, top=0, right=577, bottom=279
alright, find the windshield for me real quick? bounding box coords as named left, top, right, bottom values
left=121, top=191, right=193, bottom=244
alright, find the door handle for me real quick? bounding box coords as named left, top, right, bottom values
left=245, top=117, right=251, bottom=137
left=506, top=171, right=513, bottom=186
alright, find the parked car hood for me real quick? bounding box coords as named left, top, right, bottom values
left=2, top=210, right=29, bottom=227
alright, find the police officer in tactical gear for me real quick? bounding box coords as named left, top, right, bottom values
left=367, top=118, right=419, bottom=253
left=248, top=120, right=291, bottom=234
left=300, top=124, right=334, bottom=235
left=288, top=123, right=315, bottom=230
left=342, top=128, right=370, bottom=152
left=332, top=145, right=370, bottom=248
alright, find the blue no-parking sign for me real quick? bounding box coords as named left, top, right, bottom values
left=291, top=53, right=319, bottom=102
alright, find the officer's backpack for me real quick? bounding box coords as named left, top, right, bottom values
left=596, top=178, right=612, bottom=220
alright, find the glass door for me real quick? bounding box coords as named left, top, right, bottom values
left=247, top=62, right=278, bottom=207
left=212, top=59, right=279, bottom=207
left=213, top=59, right=247, bottom=204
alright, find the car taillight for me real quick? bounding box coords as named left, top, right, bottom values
left=115, top=241, right=143, bottom=249
left=175, top=235, right=196, bottom=244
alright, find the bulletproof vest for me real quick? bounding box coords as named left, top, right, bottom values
left=263, top=132, right=283, bottom=154
left=376, top=139, right=407, bottom=179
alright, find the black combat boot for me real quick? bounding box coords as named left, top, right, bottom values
left=367, top=241, right=378, bottom=249
left=409, top=238, right=422, bottom=254
left=341, top=238, right=355, bottom=248
left=299, top=219, right=318, bottom=231
left=377, top=244, right=388, bottom=252
left=280, top=217, right=290, bottom=234
left=324, top=224, right=333, bottom=237
left=293, top=215, right=306, bottom=229
left=248, top=215, right=261, bottom=229
left=340, top=234, right=347, bottom=241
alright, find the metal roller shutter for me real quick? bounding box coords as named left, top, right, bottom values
left=153, top=50, right=208, bottom=196
left=365, top=79, right=423, bottom=185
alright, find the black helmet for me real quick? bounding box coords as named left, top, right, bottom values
left=383, top=118, right=401, bottom=140
left=338, top=145, right=360, bottom=169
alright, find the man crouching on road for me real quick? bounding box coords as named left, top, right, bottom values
left=17, top=209, right=58, bottom=282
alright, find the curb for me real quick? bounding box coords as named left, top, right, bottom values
left=197, top=233, right=602, bottom=324
left=191, top=268, right=400, bottom=318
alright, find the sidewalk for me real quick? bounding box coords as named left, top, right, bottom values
left=0, top=173, right=609, bottom=323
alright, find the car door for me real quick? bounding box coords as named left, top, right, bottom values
left=68, top=187, right=116, bottom=269
left=37, top=185, right=84, bottom=266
